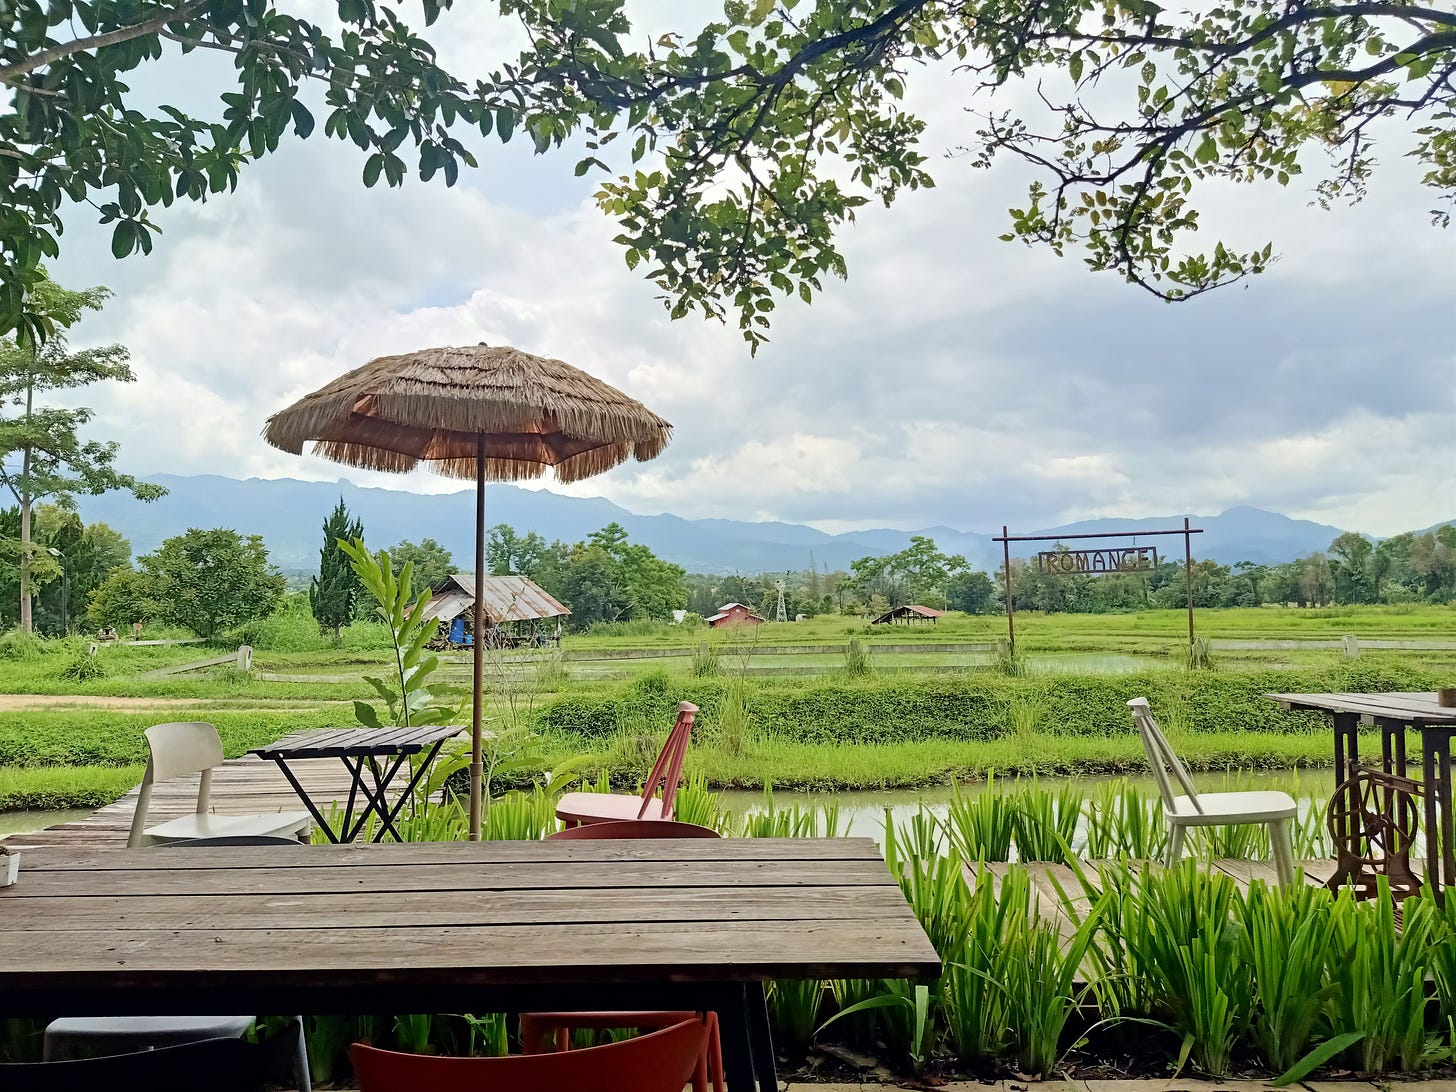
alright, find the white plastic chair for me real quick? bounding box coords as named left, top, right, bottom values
left=125, top=722, right=312, bottom=848
left=1127, top=697, right=1298, bottom=885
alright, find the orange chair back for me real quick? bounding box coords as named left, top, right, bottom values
left=638, top=701, right=697, bottom=820
left=349, top=1017, right=707, bottom=1092
left=548, top=819, right=721, bottom=840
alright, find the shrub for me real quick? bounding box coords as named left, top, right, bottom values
left=531, top=664, right=1427, bottom=747
left=57, top=653, right=106, bottom=682
left=0, top=628, right=45, bottom=661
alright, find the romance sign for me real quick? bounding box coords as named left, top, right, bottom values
left=1035, top=546, right=1159, bottom=574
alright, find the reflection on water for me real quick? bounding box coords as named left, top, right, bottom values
left=718, top=769, right=1337, bottom=844
left=0, top=808, right=89, bottom=837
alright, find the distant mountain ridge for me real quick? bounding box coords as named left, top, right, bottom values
left=77, top=474, right=1358, bottom=573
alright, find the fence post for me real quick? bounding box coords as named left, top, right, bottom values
left=1342, top=634, right=1360, bottom=659
left=237, top=644, right=253, bottom=672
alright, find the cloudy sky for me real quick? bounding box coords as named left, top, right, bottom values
left=41, top=2, right=1456, bottom=538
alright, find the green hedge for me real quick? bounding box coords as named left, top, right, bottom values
left=534, top=661, right=1447, bottom=745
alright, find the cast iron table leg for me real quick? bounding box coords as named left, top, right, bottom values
left=1329, top=711, right=1360, bottom=886
left=1425, top=726, right=1456, bottom=900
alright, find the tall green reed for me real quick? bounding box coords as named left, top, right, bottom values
left=1325, top=880, right=1439, bottom=1072
left=946, top=775, right=1014, bottom=862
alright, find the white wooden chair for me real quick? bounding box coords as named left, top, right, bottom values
left=125, top=722, right=312, bottom=848
left=1127, top=697, right=1298, bottom=885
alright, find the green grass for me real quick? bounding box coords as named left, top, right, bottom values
left=0, top=764, right=142, bottom=810
left=1, top=603, right=1454, bottom=813
left=566, top=604, right=1456, bottom=651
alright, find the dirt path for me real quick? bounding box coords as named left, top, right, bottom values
left=0, top=694, right=216, bottom=710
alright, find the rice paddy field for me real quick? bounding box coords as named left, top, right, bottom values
left=1, top=604, right=1454, bottom=819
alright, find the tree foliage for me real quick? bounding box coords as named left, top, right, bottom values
left=389, top=537, right=454, bottom=591
left=309, top=497, right=362, bottom=639
left=139, top=527, right=284, bottom=638
left=5, top=1, right=1448, bottom=350
left=847, top=535, right=969, bottom=608
left=86, top=565, right=159, bottom=629
left=0, top=273, right=163, bottom=631
left=485, top=520, right=685, bottom=628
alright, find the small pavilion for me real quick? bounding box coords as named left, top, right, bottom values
left=871, top=604, right=944, bottom=625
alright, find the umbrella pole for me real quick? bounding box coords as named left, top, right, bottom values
left=469, top=432, right=485, bottom=841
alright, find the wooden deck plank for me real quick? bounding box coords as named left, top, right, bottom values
left=0, top=884, right=918, bottom=930
left=23, top=837, right=882, bottom=871
left=5, top=858, right=896, bottom=897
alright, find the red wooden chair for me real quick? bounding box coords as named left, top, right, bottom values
left=523, top=815, right=726, bottom=1092
left=555, top=701, right=698, bottom=826
left=546, top=819, right=720, bottom=840
left=349, top=1018, right=706, bottom=1092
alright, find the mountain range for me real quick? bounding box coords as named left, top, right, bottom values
left=75, top=475, right=1362, bottom=575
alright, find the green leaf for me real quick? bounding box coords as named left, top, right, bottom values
left=1274, top=1032, right=1364, bottom=1086
left=353, top=701, right=382, bottom=728
left=1195, top=136, right=1219, bottom=164
left=109, top=220, right=135, bottom=259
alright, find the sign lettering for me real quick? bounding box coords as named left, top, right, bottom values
left=1035, top=546, right=1159, bottom=575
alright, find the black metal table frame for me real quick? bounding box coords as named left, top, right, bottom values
left=266, top=737, right=450, bottom=844
left=3, top=979, right=779, bottom=1092
left=1330, top=710, right=1456, bottom=894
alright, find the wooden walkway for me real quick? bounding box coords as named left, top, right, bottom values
left=966, top=856, right=1343, bottom=979
left=1, top=756, right=365, bottom=850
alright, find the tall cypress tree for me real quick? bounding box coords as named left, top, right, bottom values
left=309, top=498, right=363, bottom=641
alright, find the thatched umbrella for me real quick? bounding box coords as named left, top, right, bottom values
left=263, top=343, right=672, bottom=839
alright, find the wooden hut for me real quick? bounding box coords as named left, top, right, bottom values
left=871, top=604, right=944, bottom=625
left=424, top=574, right=570, bottom=648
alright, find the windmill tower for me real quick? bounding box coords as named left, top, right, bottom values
left=774, top=578, right=788, bottom=622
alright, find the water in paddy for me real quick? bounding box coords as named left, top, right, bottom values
left=0, top=808, right=89, bottom=837
left=717, top=769, right=1336, bottom=844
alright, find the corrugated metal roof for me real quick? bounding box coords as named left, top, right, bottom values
left=871, top=604, right=945, bottom=623
left=423, top=575, right=572, bottom=623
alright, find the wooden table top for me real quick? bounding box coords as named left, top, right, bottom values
left=250, top=724, right=465, bottom=759
left=0, top=838, right=940, bottom=1015
left=1269, top=691, right=1456, bottom=726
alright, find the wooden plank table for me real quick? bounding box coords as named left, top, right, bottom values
left=250, top=725, right=464, bottom=843
left=1270, top=692, right=1456, bottom=894
left=0, top=837, right=940, bottom=1091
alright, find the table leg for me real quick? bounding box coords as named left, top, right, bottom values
left=340, top=757, right=376, bottom=842
left=745, top=981, right=778, bottom=1092
left=710, top=983, right=758, bottom=1092
left=360, top=754, right=412, bottom=842
left=372, top=741, right=447, bottom=839
left=1331, top=712, right=1360, bottom=878
left=1427, top=729, right=1456, bottom=898
left=271, top=758, right=339, bottom=844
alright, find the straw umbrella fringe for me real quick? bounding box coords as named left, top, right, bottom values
left=263, top=343, right=672, bottom=839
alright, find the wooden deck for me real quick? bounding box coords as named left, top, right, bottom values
left=1, top=756, right=366, bottom=850
left=966, top=857, right=1343, bottom=958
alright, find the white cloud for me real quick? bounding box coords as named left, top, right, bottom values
left=37, top=4, right=1456, bottom=541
